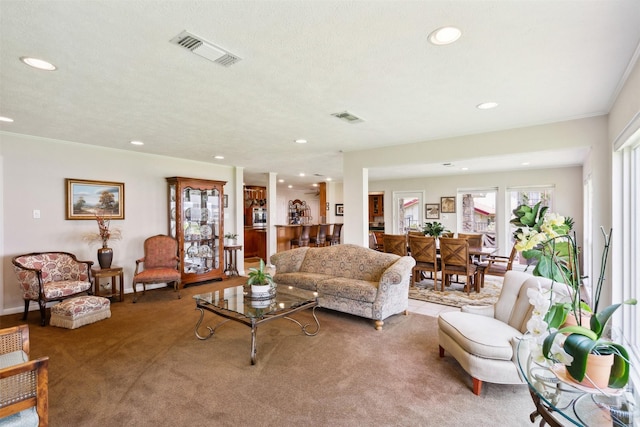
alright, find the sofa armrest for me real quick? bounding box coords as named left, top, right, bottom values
left=379, top=256, right=416, bottom=286
left=270, top=247, right=309, bottom=273
left=461, top=304, right=495, bottom=318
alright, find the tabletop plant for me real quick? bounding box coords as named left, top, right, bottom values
left=423, top=221, right=449, bottom=237
left=247, top=259, right=274, bottom=288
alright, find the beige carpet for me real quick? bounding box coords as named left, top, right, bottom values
left=0, top=278, right=534, bottom=426
left=409, top=275, right=504, bottom=308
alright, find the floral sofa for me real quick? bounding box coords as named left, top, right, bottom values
left=270, top=244, right=415, bottom=330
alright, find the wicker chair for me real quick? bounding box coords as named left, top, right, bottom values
left=132, top=235, right=181, bottom=303
left=12, top=252, right=93, bottom=326
left=0, top=325, right=49, bottom=426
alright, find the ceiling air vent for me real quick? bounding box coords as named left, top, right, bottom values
left=331, top=111, right=364, bottom=124
left=170, top=31, right=241, bottom=67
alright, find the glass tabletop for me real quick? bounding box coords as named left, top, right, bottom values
left=516, top=336, right=638, bottom=426
left=193, top=285, right=318, bottom=319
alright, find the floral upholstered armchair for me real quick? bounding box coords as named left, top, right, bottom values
left=12, top=252, right=93, bottom=326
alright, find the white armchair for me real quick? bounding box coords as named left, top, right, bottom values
left=437, top=271, right=557, bottom=395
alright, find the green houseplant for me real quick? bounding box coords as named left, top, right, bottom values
left=423, top=221, right=449, bottom=237
left=247, top=259, right=274, bottom=296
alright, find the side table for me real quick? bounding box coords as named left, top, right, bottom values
left=223, top=244, right=242, bottom=277
left=92, top=266, right=124, bottom=302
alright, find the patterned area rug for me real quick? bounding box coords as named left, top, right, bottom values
left=409, top=275, right=504, bottom=308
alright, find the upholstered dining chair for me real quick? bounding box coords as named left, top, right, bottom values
left=290, top=225, right=311, bottom=248
left=309, top=224, right=330, bottom=247
left=0, top=324, right=49, bottom=426
left=382, top=234, right=408, bottom=256
left=439, top=237, right=479, bottom=294
left=408, top=235, right=439, bottom=287
left=12, top=252, right=93, bottom=326
left=132, top=235, right=181, bottom=303
left=326, top=223, right=343, bottom=245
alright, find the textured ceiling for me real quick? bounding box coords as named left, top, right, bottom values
left=1, top=1, right=639, bottom=189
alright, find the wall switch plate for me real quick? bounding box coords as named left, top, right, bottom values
left=33, top=209, right=41, bottom=219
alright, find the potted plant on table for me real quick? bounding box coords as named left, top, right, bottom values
left=423, top=221, right=449, bottom=237
left=224, top=232, right=238, bottom=245
left=247, top=259, right=274, bottom=298
left=513, top=202, right=637, bottom=389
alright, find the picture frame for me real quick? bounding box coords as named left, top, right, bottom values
left=224, top=194, right=229, bottom=208
left=440, top=196, right=456, bottom=213
left=66, top=179, right=125, bottom=220
left=335, top=203, right=344, bottom=216
left=425, top=203, right=440, bottom=219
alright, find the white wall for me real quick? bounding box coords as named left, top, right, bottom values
left=0, top=132, right=238, bottom=315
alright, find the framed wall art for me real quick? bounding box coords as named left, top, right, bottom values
left=425, top=203, right=440, bottom=219
left=440, top=196, right=456, bottom=213
left=335, top=203, right=344, bottom=216
left=66, top=179, right=125, bottom=220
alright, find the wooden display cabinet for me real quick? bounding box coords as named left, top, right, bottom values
left=167, top=177, right=226, bottom=285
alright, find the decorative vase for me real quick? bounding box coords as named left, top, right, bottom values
left=567, top=353, right=614, bottom=389
left=97, top=246, right=113, bottom=269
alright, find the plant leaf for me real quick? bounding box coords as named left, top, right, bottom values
left=608, top=343, right=630, bottom=388
left=563, top=334, right=598, bottom=381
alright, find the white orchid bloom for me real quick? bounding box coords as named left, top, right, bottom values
left=526, top=316, right=549, bottom=337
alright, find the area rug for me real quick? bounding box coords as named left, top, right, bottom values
left=409, top=275, right=504, bottom=308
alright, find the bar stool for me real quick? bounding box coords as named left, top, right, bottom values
left=310, top=224, right=330, bottom=247
left=326, top=223, right=343, bottom=245
left=290, top=225, right=311, bottom=248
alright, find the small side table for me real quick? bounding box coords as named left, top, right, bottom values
left=92, top=266, right=124, bottom=302
left=223, top=244, right=242, bottom=277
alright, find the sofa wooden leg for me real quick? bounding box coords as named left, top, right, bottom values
left=375, top=320, right=384, bottom=330
left=472, top=377, right=482, bottom=395
left=439, top=345, right=445, bottom=357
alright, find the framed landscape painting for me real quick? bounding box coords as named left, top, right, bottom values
left=441, top=196, right=456, bottom=213
left=425, top=203, right=440, bottom=219
left=66, top=178, right=125, bottom=220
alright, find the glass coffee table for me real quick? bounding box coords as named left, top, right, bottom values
left=193, top=284, right=320, bottom=364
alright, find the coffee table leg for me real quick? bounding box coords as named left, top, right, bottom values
left=250, top=321, right=258, bottom=365
left=284, top=306, right=320, bottom=336
left=194, top=308, right=230, bottom=340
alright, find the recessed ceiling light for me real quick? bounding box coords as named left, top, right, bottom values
left=288, top=185, right=293, bottom=189
left=312, top=183, right=318, bottom=187
left=326, top=177, right=332, bottom=181
left=428, top=26, right=462, bottom=45
left=20, top=56, right=57, bottom=71
left=461, top=167, right=469, bottom=171
left=295, top=139, right=307, bottom=144
left=130, top=140, right=144, bottom=146
left=299, top=173, right=305, bottom=177
left=476, top=102, right=499, bottom=110
left=278, top=179, right=285, bottom=183
left=521, top=162, right=530, bottom=166
left=213, top=155, right=224, bottom=160
left=0, top=116, right=14, bottom=122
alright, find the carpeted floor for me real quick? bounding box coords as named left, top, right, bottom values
left=409, top=275, right=504, bottom=308
left=0, top=277, right=534, bottom=426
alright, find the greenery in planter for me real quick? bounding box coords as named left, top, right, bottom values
left=247, top=259, right=274, bottom=287
left=224, top=233, right=238, bottom=240
left=422, top=221, right=449, bottom=237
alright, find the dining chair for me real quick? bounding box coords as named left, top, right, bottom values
left=290, top=225, right=311, bottom=248
left=458, top=233, right=485, bottom=262
left=132, top=235, right=181, bottom=303
left=408, top=235, right=439, bottom=287
left=439, top=237, right=479, bottom=294
left=477, top=244, right=517, bottom=286
left=383, top=234, right=408, bottom=256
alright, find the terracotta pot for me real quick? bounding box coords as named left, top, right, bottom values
left=562, top=312, right=592, bottom=328
left=568, top=352, right=614, bottom=389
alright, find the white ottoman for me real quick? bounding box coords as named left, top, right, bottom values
left=50, top=296, right=111, bottom=329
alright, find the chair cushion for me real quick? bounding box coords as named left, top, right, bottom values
left=0, top=407, right=38, bottom=427
left=133, top=268, right=181, bottom=284
left=316, top=278, right=378, bottom=303
left=272, top=272, right=330, bottom=291
left=0, top=350, right=28, bottom=368
left=438, top=311, right=522, bottom=361
left=50, top=296, right=111, bottom=329
left=42, top=280, right=92, bottom=299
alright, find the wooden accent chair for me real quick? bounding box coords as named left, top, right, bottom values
left=290, top=225, right=311, bottom=248
left=382, top=234, right=408, bottom=256
left=132, top=235, right=181, bottom=303
left=408, top=235, right=439, bottom=287
left=12, top=252, right=93, bottom=326
left=477, top=245, right=517, bottom=286
left=0, top=325, right=49, bottom=426
left=326, top=223, right=343, bottom=245
left=309, top=224, right=330, bottom=247
left=439, top=238, right=479, bottom=294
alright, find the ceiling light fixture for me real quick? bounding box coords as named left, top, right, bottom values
left=476, top=102, right=499, bottom=110
left=0, top=116, right=14, bottom=122
left=20, top=56, right=57, bottom=71
left=295, top=139, right=307, bottom=144
left=299, top=173, right=305, bottom=177
left=130, top=140, right=144, bottom=146
left=213, top=155, right=224, bottom=160
left=288, top=185, right=293, bottom=189
left=326, top=178, right=332, bottom=181
left=278, top=179, right=285, bottom=183
left=521, top=162, right=530, bottom=166
left=428, top=26, right=462, bottom=45
left=461, top=167, right=469, bottom=171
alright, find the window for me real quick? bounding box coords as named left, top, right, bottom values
left=458, top=188, right=497, bottom=247
left=392, top=191, right=423, bottom=233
